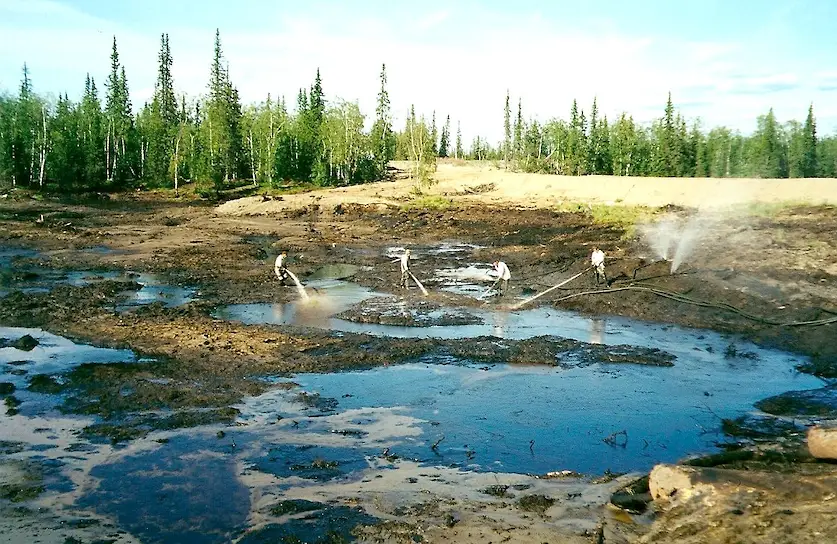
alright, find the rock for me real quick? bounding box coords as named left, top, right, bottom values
left=648, top=464, right=712, bottom=501
left=7, top=335, right=39, bottom=351
left=808, top=425, right=837, bottom=460
left=0, top=382, right=15, bottom=395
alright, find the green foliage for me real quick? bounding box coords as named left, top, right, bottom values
left=401, top=195, right=454, bottom=211
left=2, top=35, right=837, bottom=197
left=500, top=93, right=836, bottom=180
left=370, top=64, right=396, bottom=175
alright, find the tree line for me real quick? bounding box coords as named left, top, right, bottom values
left=481, top=91, right=835, bottom=178
left=1, top=31, right=835, bottom=196
left=0, top=31, right=401, bottom=195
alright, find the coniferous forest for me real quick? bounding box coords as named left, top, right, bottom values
left=1, top=31, right=835, bottom=197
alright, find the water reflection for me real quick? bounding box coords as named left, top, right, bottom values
left=589, top=318, right=605, bottom=344
left=492, top=311, right=509, bottom=338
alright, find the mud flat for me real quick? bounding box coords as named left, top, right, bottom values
left=1, top=181, right=836, bottom=542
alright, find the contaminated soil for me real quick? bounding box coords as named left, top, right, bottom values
left=1, top=166, right=836, bottom=543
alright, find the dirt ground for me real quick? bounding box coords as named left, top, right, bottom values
left=1, top=163, right=837, bottom=542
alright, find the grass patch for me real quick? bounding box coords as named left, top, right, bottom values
left=588, top=204, right=658, bottom=230
left=401, top=195, right=455, bottom=211
left=734, top=200, right=810, bottom=218
left=517, top=494, right=555, bottom=515
left=552, top=201, right=659, bottom=238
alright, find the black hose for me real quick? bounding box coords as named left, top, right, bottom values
left=542, top=285, right=837, bottom=328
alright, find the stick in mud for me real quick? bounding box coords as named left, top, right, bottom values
left=408, top=271, right=429, bottom=296
left=511, top=267, right=591, bottom=309
left=284, top=269, right=309, bottom=301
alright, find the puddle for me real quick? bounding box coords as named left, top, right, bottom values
left=76, top=437, right=250, bottom=544
left=0, top=245, right=194, bottom=307
left=257, top=356, right=820, bottom=475
left=386, top=242, right=482, bottom=261
left=1, top=327, right=137, bottom=390
left=0, top=326, right=824, bottom=543
left=214, top=280, right=378, bottom=327
left=305, top=264, right=361, bottom=281
left=66, top=271, right=196, bottom=308
left=436, top=264, right=495, bottom=297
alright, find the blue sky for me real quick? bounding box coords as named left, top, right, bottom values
left=1, top=0, right=836, bottom=142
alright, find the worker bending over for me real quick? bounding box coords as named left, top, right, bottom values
left=274, top=251, right=289, bottom=285
left=591, top=246, right=607, bottom=285
left=492, top=260, right=511, bottom=295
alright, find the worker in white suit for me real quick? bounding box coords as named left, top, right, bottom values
left=398, top=249, right=411, bottom=289
left=274, top=252, right=289, bottom=285
left=591, top=247, right=607, bottom=285
left=492, top=260, right=511, bottom=295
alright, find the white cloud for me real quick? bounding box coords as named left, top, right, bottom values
left=414, top=9, right=451, bottom=31
left=2, top=0, right=836, bottom=142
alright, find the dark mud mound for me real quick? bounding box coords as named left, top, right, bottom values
left=756, top=384, right=837, bottom=418
left=337, top=296, right=482, bottom=327
left=241, top=502, right=378, bottom=543
left=444, top=335, right=675, bottom=367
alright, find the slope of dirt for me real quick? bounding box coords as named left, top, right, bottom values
left=216, top=160, right=837, bottom=216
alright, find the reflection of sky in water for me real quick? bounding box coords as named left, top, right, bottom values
left=279, top=356, right=820, bottom=475
left=0, top=245, right=195, bottom=307
left=67, top=271, right=195, bottom=308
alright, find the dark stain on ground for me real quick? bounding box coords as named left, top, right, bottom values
left=755, top=385, right=837, bottom=418
left=239, top=503, right=378, bottom=544
left=77, top=437, right=250, bottom=544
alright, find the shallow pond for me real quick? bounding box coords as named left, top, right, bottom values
left=213, top=279, right=822, bottom=475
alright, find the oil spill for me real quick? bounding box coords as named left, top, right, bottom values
left=77, top=436, right=250, bottom=544
left=256, top=356, right=821, bottom=474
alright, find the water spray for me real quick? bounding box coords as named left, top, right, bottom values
left=408, top=271, right=429, bottom=296
left=284, top=269, right=310, bottom=301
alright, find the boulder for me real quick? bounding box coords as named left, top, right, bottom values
left=648, top=464, right=713, bottom=501
left=807, top=425, right=837, bottom=460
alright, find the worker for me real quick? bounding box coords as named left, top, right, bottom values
left=492, top=260, right=511, bottom=295
left=274, top=251, right=289, bottom=285
left=591, top=246, right=607, bottom=285
left=398, top=249, right=411, bottom=289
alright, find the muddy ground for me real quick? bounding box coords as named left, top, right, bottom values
left=1, top=185, right=836, bottom=543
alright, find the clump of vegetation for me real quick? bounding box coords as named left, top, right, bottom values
left=27, top=374, right=64, bottom=394
left=723, top=343, right=759, bottom=360
left=269, top=499, right=325, bottom=517
left=401, top=195, right=454, bottom=211
left=517, top=494, right=555, bottom=515
left=482, top=484, right=511, bottom=497
left=5, top=395, right=21, bottom=415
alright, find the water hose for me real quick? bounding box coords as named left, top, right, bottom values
left=540, top=285, right=837, bottom=328
left=512, top=267, right=592, bottom=309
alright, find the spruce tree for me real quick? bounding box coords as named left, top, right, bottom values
left=370, top=64, right=395, bottom=175
left=438, top=115, right=450, bottom=158
left=455, top=121, right=463, bottom=159
left=513, top=99, right=523, bottom=160
left=503, top=91, right=511, bottom=164
left=80, top=74, right=105, bottom=187
left=203, top=29, right=244, bottom=189
left=146, top=33, right=179, bottom=185
left=104, top=37, right=135, bottom=186
left=802, top=104, right=817, bottom=177
left=430, top=111, right=438, bottom=156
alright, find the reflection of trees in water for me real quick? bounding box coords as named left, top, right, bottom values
left=589, top=318, right=605, bottom=345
